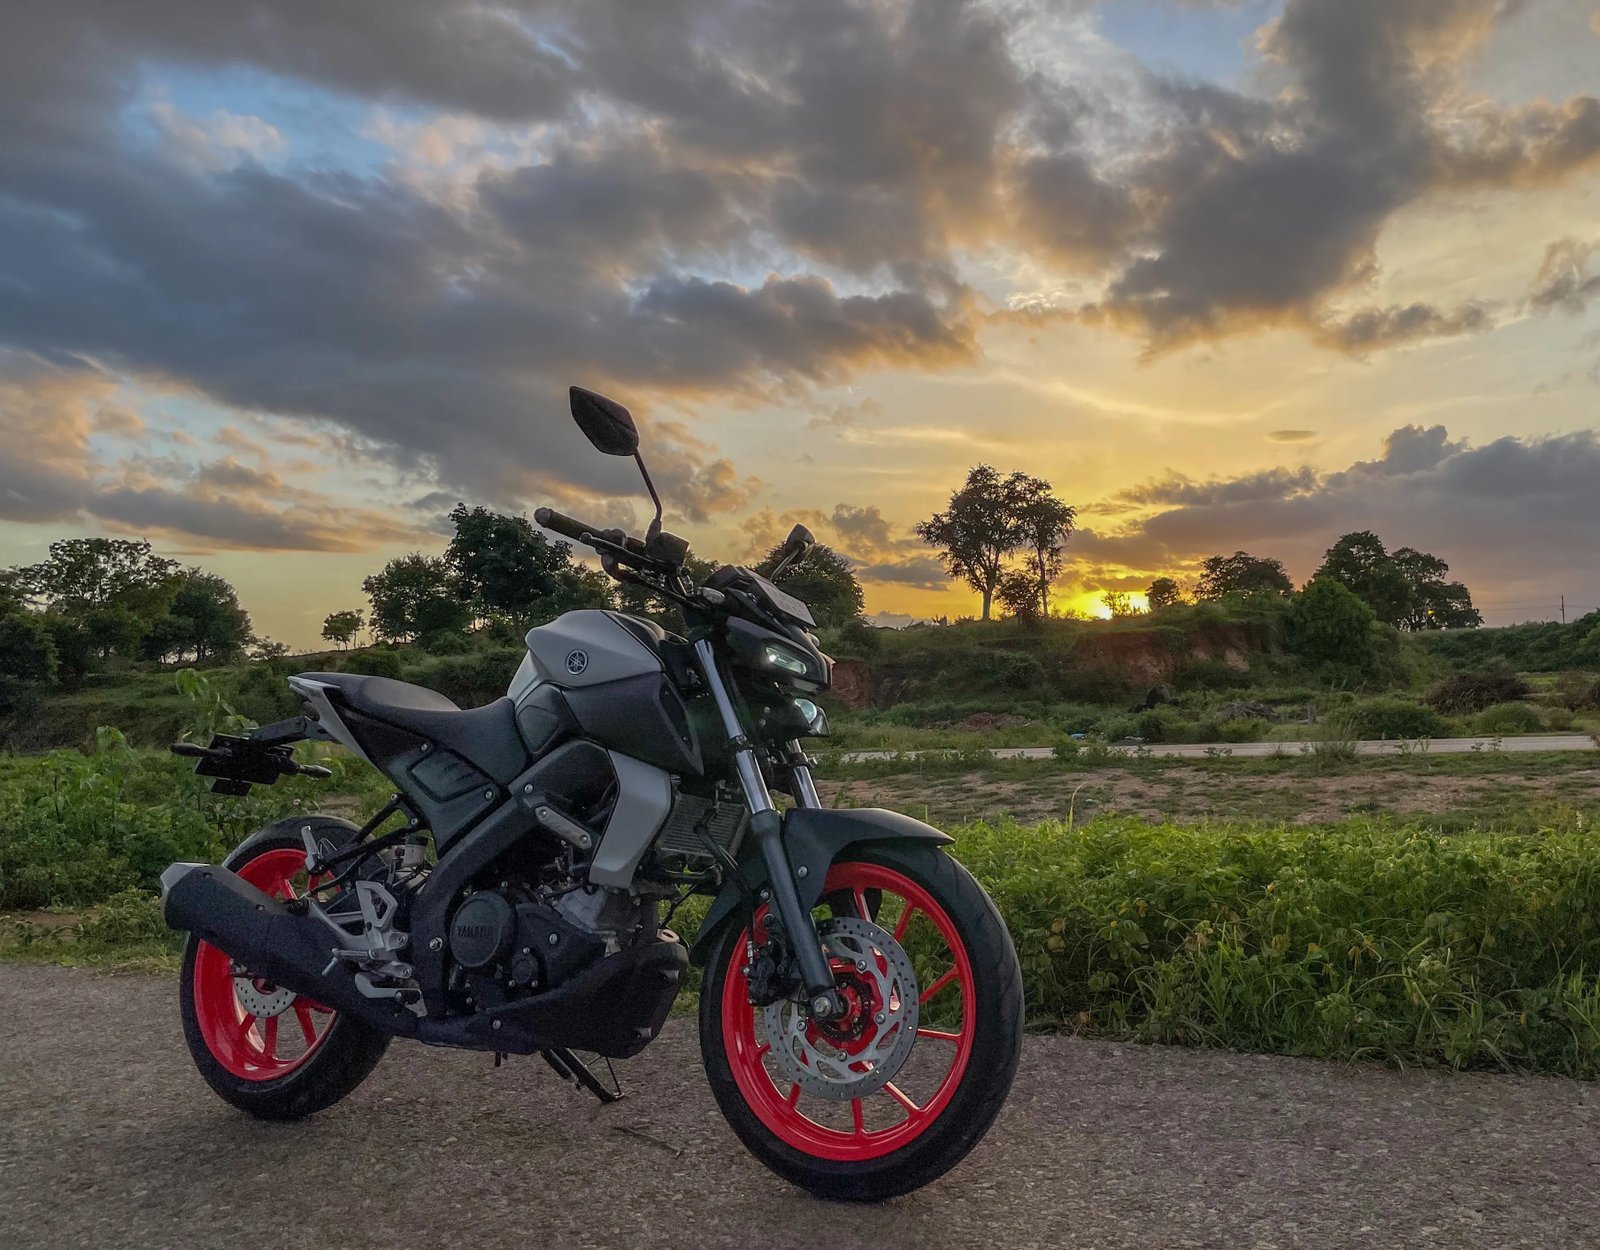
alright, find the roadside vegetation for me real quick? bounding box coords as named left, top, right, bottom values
left=6, top=713, right=1600, bottom=1078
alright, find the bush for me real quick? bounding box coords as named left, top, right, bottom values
left=1475, top=702, right=1544, bottom=735
left=1288, top=578, right=1377, bottom=677
left=339, top=646, right=405, bottom=679
left=1553, top=672, right=1600, bottom=712
left=1428, top=662, right=1532, bottom=714
left=420, top=629, right=471, bottom=656
left=1343, top=697, right=1450, bottom=740
left=1545, top=707, right=1577, bottom=731
left=955, top=815, right=1600, bottom=1077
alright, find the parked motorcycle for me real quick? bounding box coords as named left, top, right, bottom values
left=162, top=386, right=1023, bottom=1200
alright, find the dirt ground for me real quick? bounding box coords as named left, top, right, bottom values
left=818, top=756, right=1600, bottom=827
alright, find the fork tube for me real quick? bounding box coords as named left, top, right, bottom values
left=693, top=640, right=840, bottom=1015
left=785, top=742, right=822, bottom=809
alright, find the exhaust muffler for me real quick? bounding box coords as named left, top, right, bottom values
left=161, top=863, right=419, bottom=1038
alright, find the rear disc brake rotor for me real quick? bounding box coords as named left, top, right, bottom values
left=761, top=916, right=920, bottom=1101
left=232, top=975, right=295, bottom=1018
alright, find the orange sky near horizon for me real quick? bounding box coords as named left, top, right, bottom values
left=1, top=1, right=1598, bottom=647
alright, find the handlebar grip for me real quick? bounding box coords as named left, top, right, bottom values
left=534, top=507, right=601, bottom=544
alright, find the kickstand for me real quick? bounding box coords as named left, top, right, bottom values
left=540, top=1047, right=623, bottom=1104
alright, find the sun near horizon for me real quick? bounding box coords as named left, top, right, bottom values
left=1, top=2, right=1597, bottom=648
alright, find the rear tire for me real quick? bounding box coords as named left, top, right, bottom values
left=700, top=842, right=1023, bottom=1200
left=178, top=818, right=391, bottom=1121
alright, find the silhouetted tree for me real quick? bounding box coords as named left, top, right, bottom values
left=1146, top=577, right=1183, bottom=611
left=451, top=503, right=612, bottom=627
left=321, top=610, right=365, bottom=649
left=916, top=465, right=1022, bottom=620
left=996, top=569, right=1043, bottom=625
left=1316, top=532, right=1480, bottom=630
left=17, top=538, right=178, bottom=614
left=1011, top=476, right=1076, bottom=615
left=1102, top=590, right=1142, bottom=619
left=363, top=554, right=467, bottom=643
left=1195, top=551, right=1293, bottom=599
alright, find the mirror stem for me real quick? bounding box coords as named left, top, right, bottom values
left=635, top=451, right=664, bottom=539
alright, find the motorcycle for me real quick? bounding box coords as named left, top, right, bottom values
left=161, top=385, right=1023, bottom=1200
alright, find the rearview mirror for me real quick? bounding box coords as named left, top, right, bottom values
left=770, top=523, right=815, bottom=577
left=569, top=386, right=639, bottom=457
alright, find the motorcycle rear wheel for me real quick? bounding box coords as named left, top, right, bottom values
left=700, top=841, right=1023, bottom=1200
left=178, top=818, right=390, bottom=1121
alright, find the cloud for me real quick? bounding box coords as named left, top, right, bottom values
left=0, top=0, right=1596, bottom=541
left=1079, top=424, right=1600, bottom=617
left=854, top=555, right=950, bottom=590
left=1267, top=429, right=1318, bottom=443
left=0, top=354, right=438, bottom=551
left=1313, top=301, right=1494, bottom=355
left=1528, top=238, right=1600, bottom=314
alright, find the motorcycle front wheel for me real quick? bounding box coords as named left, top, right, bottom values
left=700, top=842, right=1023, bottom=1201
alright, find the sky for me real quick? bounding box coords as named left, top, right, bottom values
left=1, top=0, right=1597, bottom=648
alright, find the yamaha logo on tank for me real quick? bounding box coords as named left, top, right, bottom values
left=564, top=649, right=589, bottom=676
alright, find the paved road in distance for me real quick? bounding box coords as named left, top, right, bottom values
left=840, top=734, right=1600, bottom=762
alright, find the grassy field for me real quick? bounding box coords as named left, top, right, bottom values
left=6, top=732, right=1600, bottom=1077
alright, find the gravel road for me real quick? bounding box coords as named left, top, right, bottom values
left=3, top=961, right=1598, bottom=1249
left=842, top=734, right=1600, bottom=762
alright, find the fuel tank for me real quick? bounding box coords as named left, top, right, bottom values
left=509, top=610, right=702, bottom=776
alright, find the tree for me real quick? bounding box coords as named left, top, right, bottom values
left=17, top=538, right=178, bottom=614
left=996, top=569, right=1043, bottom=625
left=1392, top=547, right=1481, bottom=629
left=1102, top=591, right=1142, bottom=619
left=1316, top=532, right=1482, bottom=630
left=448, top=503, right=612, bottom=627
left=0, top=612, right=56, bottom=710
left=81, top=604, right=145, bottom=661
left=916, top=465, right=1023, bottom=620
left=1289, top=578, right=1378, bottom=677
left=321, top=609, right=366, bottom=649
left=1316, top=532, right=1412, bottom=625
left=1147, top=577, right=1183, bottom=611
left=363, top=554, right=469, bottom=643
left=1011, top=476, right=1077, bottom=616
left=154, top=571, right=253, bottom=662
left=1195, top=551, right=1293, bottom=599
left=756, top=543, right=864, bottom=630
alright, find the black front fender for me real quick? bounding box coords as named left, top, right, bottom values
left=687, top=807, right=953, bottom=966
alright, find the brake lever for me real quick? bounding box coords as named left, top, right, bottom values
left=582, top=530, right=672, bottom=573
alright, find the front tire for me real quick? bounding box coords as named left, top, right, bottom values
left=700, top=842, right=1023, bottom=1200
left=178, top=818, right=391, bottom=1121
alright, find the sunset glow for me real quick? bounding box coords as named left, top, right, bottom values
left=2, top=2, right=1597, bottom=646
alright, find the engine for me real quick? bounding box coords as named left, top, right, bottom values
left=445, top=883, right=646, bottom=1009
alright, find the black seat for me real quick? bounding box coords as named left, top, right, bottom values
left=298, top=673, right=530, bottom=785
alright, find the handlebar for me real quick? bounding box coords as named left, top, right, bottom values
left=534, top=506, right=604, bottom=545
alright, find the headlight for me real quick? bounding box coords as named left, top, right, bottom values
left=794, top=698, right=830, bottom=737
left=762, top=644, right=810, bottom=675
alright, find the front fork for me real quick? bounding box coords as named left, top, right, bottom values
left=692, top=640, right=842, bottom=1019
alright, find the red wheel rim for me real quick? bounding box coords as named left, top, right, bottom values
left=192, top=847, right=337, bottom=1082
left=720, top=860, right=976, bottom=1161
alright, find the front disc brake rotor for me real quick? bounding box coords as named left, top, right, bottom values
left=762, top=916, right=920, bottom=1101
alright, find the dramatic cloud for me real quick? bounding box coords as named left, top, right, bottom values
left=1080, top=424, right=1600, bottom=618
left=0, top=355, right=436, bottom=552
left=0, top=0, right=1596, bottom=559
